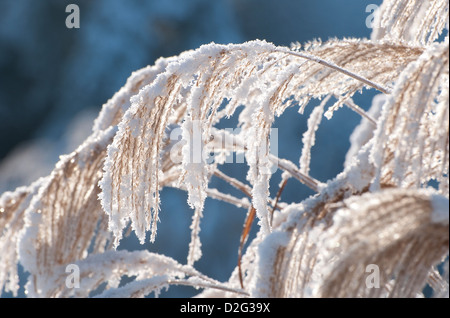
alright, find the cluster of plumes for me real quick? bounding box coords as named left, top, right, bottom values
left=0, top=0, right=448, bottom=297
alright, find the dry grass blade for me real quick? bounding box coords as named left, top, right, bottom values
left=250, top=142, right=378, bottom=298
left=270, top=178, right=288, bottom=226
left=372, top=0, right=449, bottom=45
left=282, top=49, right=391, bottom=94
left=0, top=179, right=43, bottom=296
left=93, top=55, right=178, bottom=132
left=19, top=128, right=116, bottom=297
left=39, top=249, right=236, bottom=298
left=342, top=97, right=377, bottom=126
left=299, top=95, right=330, bottom=176
left=319, top=189, right=449, bottom=298
left=97, top=276, right=249, bottom=298
left=187, top=207, right=203, bottom=266
left=238, top=206, right=256, bottom=289
left=271, top=156, right=323, bottom=192
left=213, top=169, right=252, bottom=198
left=289, top=39, right=424, bottom=116
left=370, top=41, right=449, bottom=193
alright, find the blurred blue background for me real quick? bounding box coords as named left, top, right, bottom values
left=0, top=0, right=382, bottom=297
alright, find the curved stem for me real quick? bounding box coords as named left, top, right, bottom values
left=277, top=48, right=392, bottom=95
